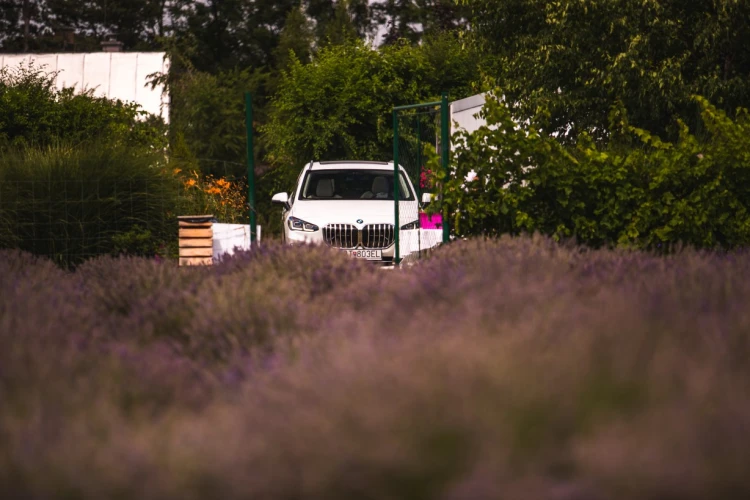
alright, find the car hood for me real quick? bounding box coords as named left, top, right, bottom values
left=291, top=199, right=417, bottom=226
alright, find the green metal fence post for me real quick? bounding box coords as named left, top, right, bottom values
left=416, top=116, right=422, bottom=258
left=245, top=92, right=257, bottom=244
left=393, top=108, right=401, bottom=265
left=416, top=118, right=422, bottom=204
left=441, top=92, right=450, bottom=245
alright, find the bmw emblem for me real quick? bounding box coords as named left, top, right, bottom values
left=356, top=219, right=364, bottom=224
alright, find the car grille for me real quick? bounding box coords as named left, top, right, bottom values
left=323, top=224, right=395, bottom=250
left=362, top=224, right=395, bottom=249
left=323, top=224, right=358, bottom=249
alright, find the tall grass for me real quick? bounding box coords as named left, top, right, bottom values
left=2, top=236, right=750, bottom=499
left=0, top=144, right=181, bottom=265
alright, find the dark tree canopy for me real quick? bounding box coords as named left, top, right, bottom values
left=274, top=6, right=315, bottom=69
left=466, top=0, right=750, bottom=140
left=373, top=0, right=470, bottom=45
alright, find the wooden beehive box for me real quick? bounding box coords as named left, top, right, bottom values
left=178, top=215, right=214, bottom=266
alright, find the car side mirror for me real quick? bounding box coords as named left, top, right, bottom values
left=421, top=192, right=433, bottom=206
left=272, top=192, right=289, bottom=208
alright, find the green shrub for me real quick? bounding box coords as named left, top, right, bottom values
left=111, top=225, right=167, bottom=258
left=0, top=62, right=182, bottom=265
left=0, top=144, right=180, bottom=266
left=0, top=63, right=166, bottom=151
left=264, top=35, right=479, bottom=169
left=444, top=92, right=750, bottom=250
left=165, top=67, right=267, bottom=178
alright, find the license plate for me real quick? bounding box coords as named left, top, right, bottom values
left=345, top=249, right=382, bottom=260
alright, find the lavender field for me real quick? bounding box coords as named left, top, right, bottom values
left=2, top=236, right=750, bottom=499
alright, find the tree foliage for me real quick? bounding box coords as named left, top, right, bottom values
left=444, top=92, right=750, bottom=250
left=466, top=0, right=750, bottom=141
left=166, top=64, right=267, bottom=176
left=0, top=63, right=165, bottom=150
left=374, top=0, right=469, bottom=45
left=305, top=0, right=374, bottom=42
left=274, top=6, right=315, bottom=69
left=264, top=35, right=479, bottom=170
left=0, top=65, right=179, bottom=264
left=0, top=0, right=175, bottom=52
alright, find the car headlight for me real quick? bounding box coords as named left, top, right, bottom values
left=400, top=220, right=419, bottom=230
left=288, top=216, right=319, bottom=232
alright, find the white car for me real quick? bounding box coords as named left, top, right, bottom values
left=272, top=160, right=433, bottom=264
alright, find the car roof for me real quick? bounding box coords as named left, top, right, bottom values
left=309, top=161, right=394, bottom=171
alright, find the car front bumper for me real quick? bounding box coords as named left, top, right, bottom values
left=286, top=228, right=396, bottom=262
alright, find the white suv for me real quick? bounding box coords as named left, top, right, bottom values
left=272, top=160, right=430, bottom=264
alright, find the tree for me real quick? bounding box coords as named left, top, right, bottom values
left=169, top=0, right=298, bottom=72
left=415, top=0, right=469, bottom=37
left=167, top=65, right=267, bottom=176
left=344, top=0, right=373, bottom=40
left=443, top=91, right=750, bottom=250
left=44, top=0, right=171, bottom=50
left=304, top=0, right=374, bottom=43
left=274, top=7, right=315, bottom=70
left=0, top=0, right=180, bottom=52
left=466, top=0, right=750, bottom=141
left=0, top=0, right=54, bottom=52
left=372, top=0, right=467, bottom=44
left=274, top=6, right=315, bottom=69
left=264, top=35, right=479, bottom=170
left=321, top=0, right=358, bottom=46
left=373, top=0, right=420, bottom=45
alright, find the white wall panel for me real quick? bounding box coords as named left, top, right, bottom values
left=81, top=53, right=111, bottom=96
left=55, top=54, right=85, bottom=93
left=27, top=54, right=58, bottom=74
left=450, top=93, right=487, bottom=137
left=1, top=55, right=30, bottom=75
left=134, top=53, right=169, bottom=120
left=212, top=224, right=262, bottom=261
left=109, top=53, right=138, bottom=104
left=449, top=93, right=488, bottom=183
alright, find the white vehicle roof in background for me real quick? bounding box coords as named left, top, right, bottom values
left=310, top=161, right=397, bottom=171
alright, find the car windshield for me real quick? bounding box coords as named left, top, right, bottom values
left=300, top=169, right=415, bottom=201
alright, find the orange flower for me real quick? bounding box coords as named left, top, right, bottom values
left=206, top=187, right=222, bottom=195
left=185, top=178, right=197, bottom=187
left=216, top=179, right=231, bottom=189
left=173, top=168, right=182, bottom=175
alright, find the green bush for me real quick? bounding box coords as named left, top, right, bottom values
left=264, top=35, right=479, bottom=169
left=467, top=0, right=750, bottom=142
left=165, top=67, right=268, bottom=178
left=0, top=63, right=167, bottom=151
left=444, top=93, right=750, bottom=250
left=0, top=144, right=181, bottom=266
left=0, top=62, right=183, bottom=265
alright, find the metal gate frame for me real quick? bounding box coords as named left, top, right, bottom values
left=392, top=93, right=450, bottom=264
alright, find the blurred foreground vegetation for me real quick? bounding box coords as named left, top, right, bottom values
left=2, top=236, right=750, bottom=498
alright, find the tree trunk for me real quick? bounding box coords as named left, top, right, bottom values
left=23, top=0, right=30, bottom=52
